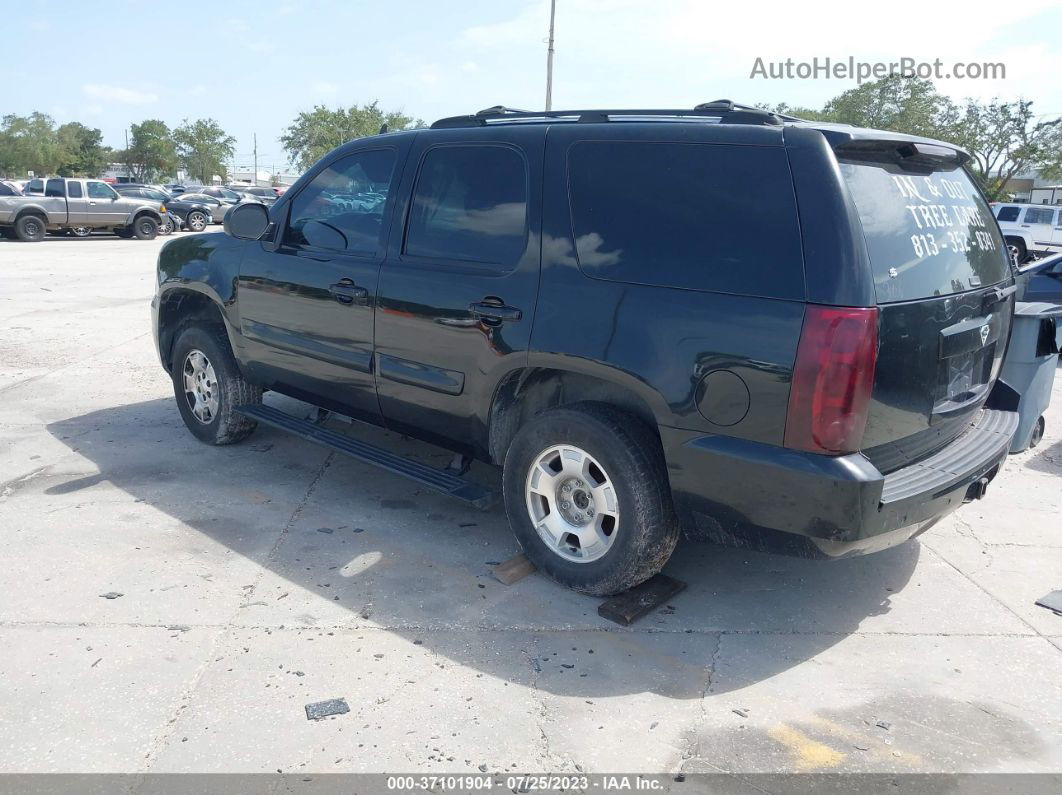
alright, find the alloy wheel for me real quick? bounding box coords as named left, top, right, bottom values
left=182, top=349, right=219, bottom=424
left=524, top=444, right=619, bottom=563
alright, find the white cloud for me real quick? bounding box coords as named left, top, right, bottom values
left=312, top=80, right=339, bottom=95
left=82, top=83, right=158, bottom=104
left=460, top=61, right=478, bottom=74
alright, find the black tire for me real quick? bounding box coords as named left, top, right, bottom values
left=115, top=228, right=133, bottom=239
left=1005, top=237, right=1027, bottom=265
left=171, top=324, right=262, bottom=445
left=1029, top=416, right=1045, bottom=449
left=502, top=402, right=680, bottom=596
left=186, top=211, right=207, bottom=232
left=133, top=216, right=158, bottom=240
left=15, top=214, right=46, bottom=242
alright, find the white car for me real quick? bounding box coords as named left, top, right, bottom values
left=992, top=202, right=1062, bottom=263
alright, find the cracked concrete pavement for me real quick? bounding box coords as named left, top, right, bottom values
left=1, top=235, right=1060, bottom=775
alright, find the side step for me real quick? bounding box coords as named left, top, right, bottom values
left=235, top=404, right=495, bottom=510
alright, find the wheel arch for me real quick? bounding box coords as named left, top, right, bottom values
left=129, top=208, right=163, bottom=225
left=14, top=206, right=49, bottom=225
left=156, top=286, right=230, bottom=372
left=487, top=365, right=664, bottom=465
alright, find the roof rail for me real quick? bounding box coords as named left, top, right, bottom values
left=429, top=100, right=785, bottom=129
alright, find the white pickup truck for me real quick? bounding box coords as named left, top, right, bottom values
left=0, top=177, right=166, bottom=242
left=992, top=202, right=1062, bottom=263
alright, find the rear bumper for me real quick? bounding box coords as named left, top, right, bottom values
left=663, top=408, right=1018, bottom=558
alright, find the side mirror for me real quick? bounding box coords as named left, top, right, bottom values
left=224, top=201, right=271, bottom=240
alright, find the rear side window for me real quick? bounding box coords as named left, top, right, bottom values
left=45, top=179, right=65, bottom=197
left=839, top=161, right=1008, bottom=303
left=566, top=141, right=804, bottom=298
left=1023, top=207, right=1055, bottom=224
left=67, top=181, right=83, bottom=198
left=995, top=206, right=1020, bottom=222
left=404, top=145, right=528, bottom=268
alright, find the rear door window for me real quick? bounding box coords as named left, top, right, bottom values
left=404, top=144, right=528, bottom=269
left=566, top=141, right=804, bottom=298
left=1023, top=207, right=1055, bottom=225
left=45, top=179, right=65, bottom=197
left=995, top=206, right=1020, bottom=222
left=839, top=160, right=1008, bottom=303
left=67, top=181, right=83, bottom=198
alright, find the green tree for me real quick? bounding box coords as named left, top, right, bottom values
left=949, top=99, right=1062, bottom=200
left=0, top=112, right=66, bottom=177
left=56, top=122, right=111, bottom=177
left=280, top=101, right=421, bottom=171
left=820, top=75, right=957, bottom=139
left=772, top=76, right=1062, bottom=200
left=122, top=119, right=177, bottom=182
left=173, top=118, right=236, bottom=184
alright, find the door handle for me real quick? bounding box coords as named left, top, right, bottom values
left=470, top=299, right=522, bottom=324
left=329, top=280, right=369, bottom=305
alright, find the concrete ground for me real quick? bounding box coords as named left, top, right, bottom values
left=1, top=234, right=1060, bottom=776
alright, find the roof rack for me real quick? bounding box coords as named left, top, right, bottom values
left=430, top=100, right=790, bottom=129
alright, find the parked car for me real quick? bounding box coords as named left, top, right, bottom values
left=0, top=177, right=165, bottom=241
left=150, top=194, right=216, bottom=232
left=152, top=101, right=1018, bottom=596
left=113, top=184, right=182, bottom=234
left=225, top=185, right=277, bottom=205
left=169, top=193, right=229, bottom=226
left=993, top=203, right=1062, bottom=263
left=0, top=180, right=21, bottom=196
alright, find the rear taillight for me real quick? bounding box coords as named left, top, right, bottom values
left=784, top=305, right=879, bottom=455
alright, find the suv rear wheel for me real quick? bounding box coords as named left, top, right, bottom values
left=502, top=402, right=680, bottom=596
left=171, top=325, right=262, bottom=445
left=1005, top=237, right=1027, bottom=265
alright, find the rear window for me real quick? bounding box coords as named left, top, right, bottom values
left=840, top=160, right=1009, bottom=303
left=1023, top=207, right=1055, bottom=225
left=566, top=141, right=804, bottom=298
left=996, top=206, right=1020, bottom=222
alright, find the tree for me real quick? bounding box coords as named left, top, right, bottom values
left=0, top=112, right=66, bottom=177
left=56, top=122, right=111, bottom=177
left=173, top=118, right=235, bottom=184
left=771, top=76, right=1062, bottom=200
left=280, top=101, right=421, bottom=171
left=122, top=120, right=177, bottom=182
left=820, top=75, right=956, bottom=139
left=949, top=99, right=1062, bottom=200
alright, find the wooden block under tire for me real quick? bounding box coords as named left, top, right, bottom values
left=597, top=574, right=687, bottom=626
left=492, top=553, right=537, bottom=585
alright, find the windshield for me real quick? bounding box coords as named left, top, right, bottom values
left=840, top=160, right=1009, bottom=303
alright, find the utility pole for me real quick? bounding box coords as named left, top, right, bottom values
left=545, top=0, right=556, bottom=111
left=253, top=133, right=258, bottom=186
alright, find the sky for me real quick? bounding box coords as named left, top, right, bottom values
left=3, top=0, right=1061, bottom=173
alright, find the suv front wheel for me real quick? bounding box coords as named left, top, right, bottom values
left=502, top=403, right=680, bottom=596
left=171, top=325, right=262, bottom=445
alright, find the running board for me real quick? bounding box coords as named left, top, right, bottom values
left=235, top=404, right=495, bottom=510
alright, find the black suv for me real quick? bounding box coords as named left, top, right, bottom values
left=152, top=101, right=1018, bottom=596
